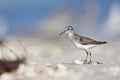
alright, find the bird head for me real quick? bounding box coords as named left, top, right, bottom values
left=59, top=26, right=74, bottom=36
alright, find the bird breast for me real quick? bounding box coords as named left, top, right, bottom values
left=73, top=41, right=96, bottom=50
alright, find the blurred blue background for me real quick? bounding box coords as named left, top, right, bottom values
left=0, top=0, right=120, bottom=39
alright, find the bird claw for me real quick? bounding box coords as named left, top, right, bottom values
left=87, top=60, right=92, bottom=64
left=82, top=60, right=92, bottom=64
left=82, top=59, right=88, bottom=64
left=79, top=59, right=92, bottom=64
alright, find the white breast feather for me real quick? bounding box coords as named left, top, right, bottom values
left=73, top=42, right=96, bottom=50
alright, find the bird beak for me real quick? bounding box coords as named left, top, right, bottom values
left=59, top=30, right=66, bottom=36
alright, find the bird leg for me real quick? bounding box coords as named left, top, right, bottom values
left=87, top=51, right=92, bottom=64
left=83, top=50, right=89, bottom=64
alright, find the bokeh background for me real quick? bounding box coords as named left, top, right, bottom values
left=0, top=0, right=120, bottom=80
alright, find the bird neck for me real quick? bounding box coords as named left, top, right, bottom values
left=68, top=31, right=75, bottom=38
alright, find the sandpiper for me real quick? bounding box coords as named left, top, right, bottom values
left=59, top=26, right=107, bottom=64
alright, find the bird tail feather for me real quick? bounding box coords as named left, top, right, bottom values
left=96, top=41, right=107, bottom=44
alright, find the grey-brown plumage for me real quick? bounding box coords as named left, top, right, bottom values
left=72, top=33, right=107, bottom=45
left=59, top=26, right=107, bottom=64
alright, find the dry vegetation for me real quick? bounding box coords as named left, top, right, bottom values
left=0, top=39, right=27, bottom=75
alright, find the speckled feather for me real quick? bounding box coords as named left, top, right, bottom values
left=72, top=33, right=107, bottom=45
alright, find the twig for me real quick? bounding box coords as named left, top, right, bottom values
left=17, top=39, right=28, bottom=58
left=3, top=45, right=20, bottom=59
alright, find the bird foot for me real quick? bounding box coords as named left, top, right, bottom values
left=80, top=59, right=88, bottom=64
left=87, top=60, right=92, bottom=64
left=78, top=59, right=92, bottom=64
left=81, top=60, right=92, bottom=64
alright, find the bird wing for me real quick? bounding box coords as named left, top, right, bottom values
left=73, top=34, right=100, bottom=45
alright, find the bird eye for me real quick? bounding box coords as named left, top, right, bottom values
left=67, top=28, right=69, bottom=30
